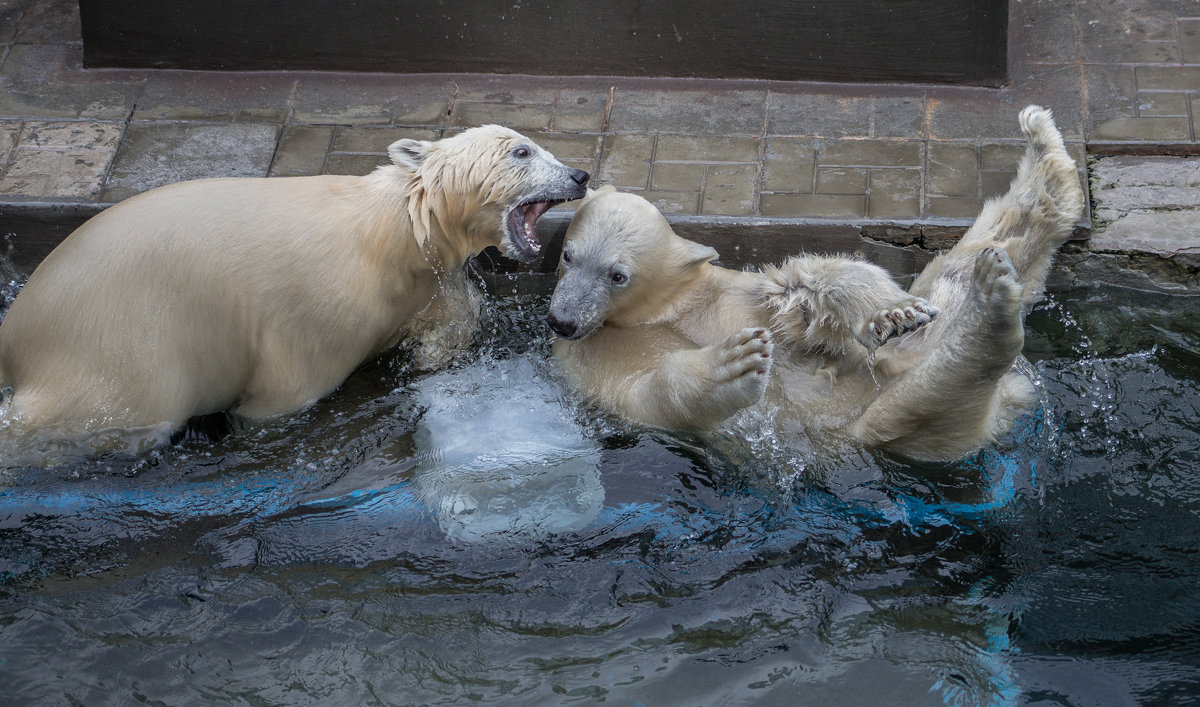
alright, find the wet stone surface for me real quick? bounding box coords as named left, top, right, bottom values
left=0, top=120, right=122, bottom=200
left=1090, top=155, right=1200, bottom=261
left=101, top=123, right=279, bottom=202
left=1049, top=155, right=1200, bottom=292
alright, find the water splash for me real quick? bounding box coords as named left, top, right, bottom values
left=6, top=282, right=1192, bottom=704
left=0, top=233, right=25, bottom=320
left=356, top=353, right=605, bottom=542
left=719, top=404, right=811, bottom=493
left=1032, top=293, right=1131, bottom=469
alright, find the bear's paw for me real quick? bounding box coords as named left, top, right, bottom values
left=857, top=297, right=941, bottom=350
left=710, top=327, right=774, bottom=409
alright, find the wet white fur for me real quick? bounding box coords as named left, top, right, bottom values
left=551, top=106, right=1084, bottom=460
left=0, top=125, right=581, bottom=441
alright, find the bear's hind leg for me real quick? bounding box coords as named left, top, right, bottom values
left=910, top=105, right=1084, bottom=310
left=851, top=247, right=1028, bottom=460
left=985, top=106, right=1084, bottom=303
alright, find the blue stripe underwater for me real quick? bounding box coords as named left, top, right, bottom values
left=1, top=445, right=1031, bottom=541
left=1, top=410, right=1043, bottom=540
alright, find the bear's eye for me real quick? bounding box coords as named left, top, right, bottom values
left=561, top=250, right=572, bottom=264
left=513, top=146, right=531, bottom=159
left=611, top=272, right=628, bottom=285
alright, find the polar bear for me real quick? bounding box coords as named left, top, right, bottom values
left=0, top=125, right=588, bottom=452
left=546, top=106, right=1083, bottom=461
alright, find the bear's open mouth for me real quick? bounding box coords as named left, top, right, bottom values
left=506, top=200, right=562, bottom=262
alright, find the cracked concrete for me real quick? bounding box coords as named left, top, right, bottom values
left=1061, top=155, right=1200, bottom=291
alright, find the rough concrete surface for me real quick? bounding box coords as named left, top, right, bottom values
left=1080, top=155, right=1200, bottom=291
left=0, top=0, right=1198, bottom=290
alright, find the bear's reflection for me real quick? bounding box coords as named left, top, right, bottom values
left=411, top=356, right=603, bottom=542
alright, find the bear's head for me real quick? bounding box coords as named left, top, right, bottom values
left=545, top=187, right=718, bottom=340
left=387, top=125, right=589, bottom=263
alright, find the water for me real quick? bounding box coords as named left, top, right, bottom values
left=1, top=277, right=1198, bottom=705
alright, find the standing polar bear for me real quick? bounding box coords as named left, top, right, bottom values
left=0, top=125, right=588, bottom=452
left=547, top=106, right=1083, bottom=461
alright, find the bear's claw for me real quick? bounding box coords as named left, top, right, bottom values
left=718, top=327, right=774, bottom=376
left=859, top=297, right=940, bottom=349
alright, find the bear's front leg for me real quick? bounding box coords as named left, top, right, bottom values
left=632, top=327, right=774, bottom=431
left=760, top=255, right=937, bottom=357
left=698, top=326, right=775, bottom=412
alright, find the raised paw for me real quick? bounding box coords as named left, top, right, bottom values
left=858, top=297, right=940, bottom=349
left=710, top=327, right=774, bottom=409
left=715, top=327, right=774, bottom=378
left=1018, top=105, right=1063, bottom=153
left=971, top=247, right=1023, bottom=313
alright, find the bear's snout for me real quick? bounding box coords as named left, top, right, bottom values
left=545, top=312, right=579, bottom=339
left=569, top=169, right=590, bottom=186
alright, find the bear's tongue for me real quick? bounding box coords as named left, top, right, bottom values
left=520, top=201, right=553, bottom=250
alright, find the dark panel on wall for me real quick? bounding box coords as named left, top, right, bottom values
left=78, top=0, right=1008, bottom=86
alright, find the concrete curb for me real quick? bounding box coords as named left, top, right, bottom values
left=10, top=197, right=1187, bottom=296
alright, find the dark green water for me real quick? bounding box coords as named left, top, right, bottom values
left=1, top=284, right=1198, bottom=705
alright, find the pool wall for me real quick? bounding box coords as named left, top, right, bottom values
left=0, top=199, right=1191, bottom=295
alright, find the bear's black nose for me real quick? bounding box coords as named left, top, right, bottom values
left=545, top=313, right=578, bottom=339
left=569, top=169, right=590, bottom=186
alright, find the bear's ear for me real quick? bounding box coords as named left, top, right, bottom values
left=578, top=184, right=617, bottom=204
left=388, top=139, right=432, bottom=170
left=685, top=241, right=719, bottom=266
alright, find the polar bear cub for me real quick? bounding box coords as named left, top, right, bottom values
left=547, top=106, right=1083, bottom=461
left=0, top=125, right=588, bottom=448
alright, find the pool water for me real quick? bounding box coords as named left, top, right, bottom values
left=1, top=280, right=1198, bottom=704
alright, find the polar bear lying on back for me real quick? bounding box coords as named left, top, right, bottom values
left=547, top=107, right=1083, bottom=461
left=0, top=126, right=588, bottom=450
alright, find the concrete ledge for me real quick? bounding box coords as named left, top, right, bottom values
left=0, top=204, right=939, bottom=280
left=0, top=199, right=1087, bottom=290
left=8, top=148, right=1200, bottom=295
left=0, top=200, right=108, bottom=273
left=1080, top=155, right=1200, bottom=292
